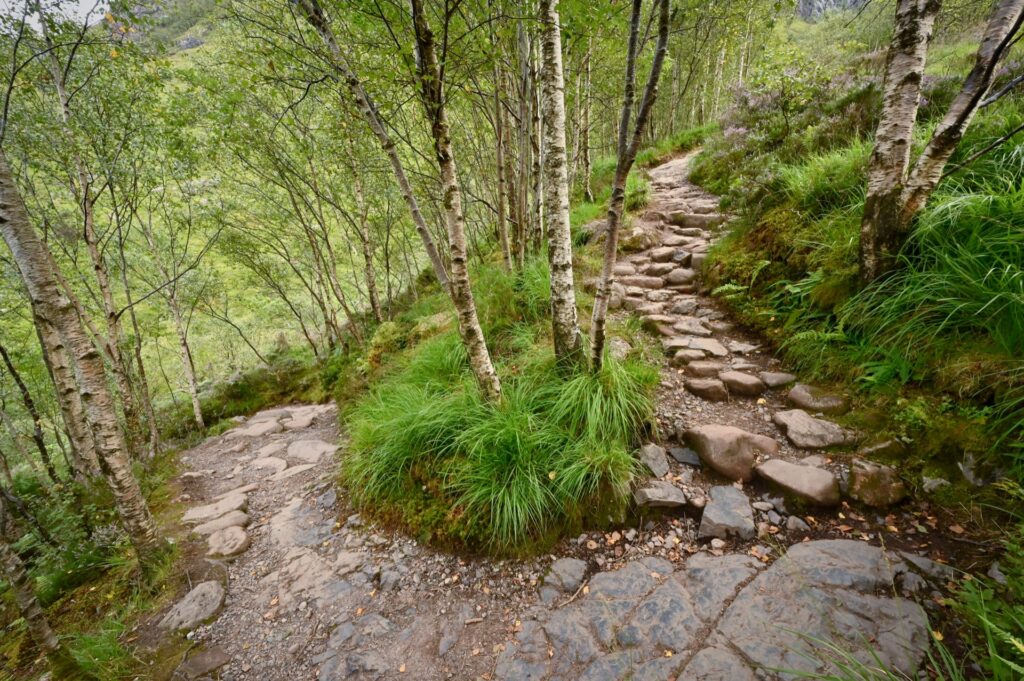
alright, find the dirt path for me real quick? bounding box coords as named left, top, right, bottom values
left=157, top=155, right=955, bottom=681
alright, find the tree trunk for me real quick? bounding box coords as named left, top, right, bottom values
left=0, top=344, right=59, bottom=483
left=0, top=150, right=163, bottom=569
left=901, top=0, right=1024, bottom=219
left=531, top=35, right=544, bottom=251
left=353, top=172, right=384, bottom=323
left=494, top=45, right=513, bottom=271
left=409, top=0, right=502, bottom=402
left=582, top=42, right=594, bottom=203
left=590, top=0, right=671, bottom=370
left=859, top=0, right=941, bottom=283
left=516, top=17, right=531, bottom=268
left=296, top=0, right=450, bottom=291
left=168, top=290, right=205, bottom=431
left=538, top=0, right=585, bottom=371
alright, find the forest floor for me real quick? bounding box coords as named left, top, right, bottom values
left=149, top=155, right=989, bottom=681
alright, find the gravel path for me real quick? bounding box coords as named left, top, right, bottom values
left=158, top=155, right=950, bottom=681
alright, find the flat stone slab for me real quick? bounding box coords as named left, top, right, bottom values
left=270, top=463, right=316, bottom=481
left=618, top=275, right=664, bottom=290
left=685, top=360, right=724, bottom=377
left=638, top=443, right=669, bottom=477
left=494, top=540, right=928, bottom=680
left=159, top=581, right=225, bottom=632
left=177, top=645, right=231, bottom=679
left=685, top=378, right=728, bottom=401
left=256, top=442, right=286, bottom=457
left=182, top=494, right=247, bottom=524
left=759, top=371, right=797, bottom=388
left=225, top=418, right=283, bottom=439
left=756, top=458, right=840, bottom=506
left=633, top=480, right=687, bottom=508
left=683, top=425, right=779, bottom=482
left=282, top=414, right=315, bottom=430
left=719, top=371, right=766, bottom=397
left=250, top=456, right=288, bottom=474
left=699, top=485, right=755, bottom=539
left=773, top=409, right=852, bottom=449
left=287, top=439, right=337, bottom=463
left=207, top=525, right=251, bottom=559
left=216, top=483, right=258, bottom=499
left=673, top=315, right=711, bottom=336
left=687, top=337, right=729, bottom=357
left=788, top=383, right=848, bottom=414
left=192, top=510, right=250, bottom=536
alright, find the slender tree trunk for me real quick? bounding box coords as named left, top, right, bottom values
left=296, top=0, right=449, bottom=291
left=859, top=0, right=941, bottom=283
left=494, top=48, right=513, bottom=271
left=0, top=447, right=12, bottom=485
left=353, top=173, right=384, bottom=323
left=0, top=517, right=95, bottom=679
left=582, top=42, right=594, bottom=203
left=516, top=18, right=531, bottom=268
left=0, top=150, right=163, bottom=568
left=538, top=0, right=585, bottom=370
left=409, top=0, right=502, bottom=401
left=531, top=35, right=544, bottom=251
left=0, top=345, right=59, bottom=483
left=590, top=0, right=671, bottom=370
left=168, top=291, right=205, bottom=431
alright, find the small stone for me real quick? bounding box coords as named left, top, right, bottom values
left=719, top=371, right=766, bottom=397
left=710, top=538, right=726, bottom=550
left=671, top=349, right=706, bottom=366
left=759, top=371, right=797, bottom=389
left=207, top=526, right=250, bottom=559
left=922, top=476, right=950, bottom=493
left=726, top=341, right=760, bottom=355
left=772, top=409, right=852, bottom=449
left=849, top=459, right=907, bottom=507
left=335, top=551, right=366, bottom=575
left=545, top=558, right=587, bottom=593
left=687, top=337, right=729, bottom=358
left=684, top=378, right=728, bottom=401
left=668, top=447, right=701, bottom=467
left=177, top=646, right=231, bottom=679
left=756, top=459, right=840, bottom=506
left=673, top=315, right=711, bottom=336
left=159, top=581, right=225, bottom=632
left=633, top=481, right=687, bottom=508
left=751, top=501, right=774, bottom=512
left=608, top=337, right=632, bottom=361
left=685, top=360, right=724, bottom=377
left=788, top=383, right=848, bottom=415
left=786, top=516, right=811, bottom=533
left=638, top=443, right=670, bottom=478
left=699, top=486, right=755, bottom=540
left=683, top=425, right=780, bottom=482
left=665, top=268, right=697, bottom=286
left=670, top=298, right=698, bottom=315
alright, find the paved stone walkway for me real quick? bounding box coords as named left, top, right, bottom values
left=159, top=155, right=941, bottom=680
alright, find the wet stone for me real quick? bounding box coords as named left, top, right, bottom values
left=849, top=458, right=907, bottom=507
left=698, top=486, right=755, bottom=540
left=633, top=481, right=687, bottom=508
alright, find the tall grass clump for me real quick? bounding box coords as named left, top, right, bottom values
left=342, top=255, right=658, bottom=552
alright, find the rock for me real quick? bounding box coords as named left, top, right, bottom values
left=608, top=337, right=632, bottom=361
left=618, top=275, right=664, bottom=289
left=668, top=447, right=701, bottom=467
left=638, top=443, right=669, bottom=477
left=670, top=297, right=698, bottom=315
left=613, top=262, right=636, bottom=276
left=335, top=551, right=366, bottom=576
left=858, top=439, right=907, bottom=458
left=641, top=314, right=677, bottom=334
left=545, top=558, right=587, bottom=593
left=668, top=212, right=725, bottom=230
left=687, top=337, right=729, bottom=357
left=849, top=459, right=907, bottom=507
left=207, top=526, right=250, bottom=559
left=159, top=581, right=225, bottom=632
left=251, top=456, right=288, bottom=473
left=786, top=516, right=811, bottom=533
left=662, top=336, right=692, bottom=353
left=788, top=383, right=848, bottom=415
left=270, top=463, right=316, bottom=482
left=683, top=425, right=780, bottom=482
left=665, top=268, right=697, bottom=286
left=671, top=349, right=706, bottom=366
left=177, top=646, right=231, bottom=679
left=216, top=483, right=259, bottom=499
left=699, top=486, right=755, bottom=540
left=633, top=481, right=687, bottom=508
left=922, top=476, right=950, bottom=493
left=379, top=569, right=401, bottom=591
left=726, top=341, right=760, bottom=355
left=345, top=651, right=388, bottom=676
left=180, top=469, right=214, bottom=480
left=192, top=510, right=250, bottom=536
left=649, top=246, right=678, bottom=262
left=719, top=371, right=766, bottom=397
left=759, top=371, right=797, bottom=388
left=283, top=413, right=315, bottom=430
left=684, top=378, right=728, bottom=401
left=685, top=360, right=724, bottom=377
left=182, top=494, right=247, bottom=524
left=673, top=315, right=711, bottom=336
left=756, top=459, right=840, bottom=506
left=287, top=439, right=336, bottom=464
left=773, top=409, right=852, bottom=449
left=226, top=418, right=283, bottom=439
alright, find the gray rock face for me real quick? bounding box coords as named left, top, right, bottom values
left=699, top=486, right=755, bottom=540
left=638, top=443, right=670, bottom=477
left=207, top=525, right=251, bottom=559
left=756, top=459, right=840, bottom=506
left=683, top=425, right=780, bottom=482
left=718, top=371, right=766, bottom=397
left=633, top=481, right=687, bottom=508
left=160, top=581, right=225, bottom=632
left=287, top=439, right=336, bottom=463
left=773, top=409, right=852, bottom=449
left=849, top=458, right=907, bottom=507
left=788, top=383, right=848, bottom=414
left=759, top=371, right=797, bottom=388
left=685, top=378, right=728, bottom=401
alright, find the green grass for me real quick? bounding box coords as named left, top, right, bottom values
left=342, top=256, right=658, bottom=552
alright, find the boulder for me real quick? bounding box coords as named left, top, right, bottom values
left=633, top=481, right=687, bottom=508
left=719, top=371, right=766, bottom=397
left=685, top=360, right=724, bottom=377
left=608, top=337, right=632, bottom=361
left=698, top=486, right=755, bottom=540
left=159, top=581, right=225, bottom=632
left=183, top=494, right=248, bottom=524
left=287, top=439, right=337, bottom=464
left=207, top=526, right=251, bottom=559
left=759, top=371, right=797, bottom=389
left=849, top=459, right=907, bottom=507
left=685, top=378, right=728, bottom=401
left=788, top=383, right=848, bottom=415
left=192, top=510, right=250, bottom=536
left=619, top=224, right=660, bottom=251
left=618, top=275, right=664, bottom=290
left=642, top=262, right=675, bottom=276
left=772, top=409, right=852, bottom=449
left=756, top=459, right=840, bottom=506
left=670, top=297, right=698, bottom=315
left=673, top=316, right=711, bottom=337
left=688, top=337, right=729, bottom=357
left=683, top=425, right=780, bottom=482
left=650, top=246, right=679, bottom=263
left=671, top=349, right=706, bottom=366
left=665, top=268, right=698, bottom=286
left=638, top=443, right=670, bottom=478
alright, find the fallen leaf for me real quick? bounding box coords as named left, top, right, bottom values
left=399, top=664, right=407, bottom=673
left=664, top=650, right=674, bottom=657
left=949, top=524, right=965, bottom=534
left=837, top=524, right=853, bottom=533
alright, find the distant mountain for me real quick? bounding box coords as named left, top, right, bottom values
left=796, top=0, right=868, bottom=20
